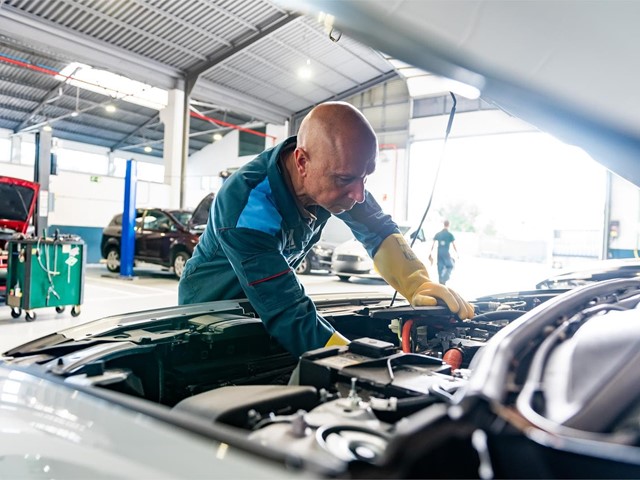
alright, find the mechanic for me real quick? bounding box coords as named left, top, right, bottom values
left=429, top=220, right=458, bottom=285
left=178, top=102, right=474, bottom=358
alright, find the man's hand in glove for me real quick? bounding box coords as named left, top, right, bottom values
left=373, top=233, right=474, bottom=319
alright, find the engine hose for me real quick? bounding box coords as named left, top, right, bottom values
left=401, top=320, right=414, bottom=353
left=443, top=347, right=464, bottom=371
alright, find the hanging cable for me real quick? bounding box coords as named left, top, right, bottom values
left=390, top=92, right=457, bottom=307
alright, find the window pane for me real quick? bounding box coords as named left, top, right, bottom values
left=239, top=127, right=266, bottom=157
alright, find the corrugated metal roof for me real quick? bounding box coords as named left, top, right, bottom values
left=0, top=0, right=397, bottom=157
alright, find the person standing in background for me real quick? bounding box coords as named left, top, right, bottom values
left=429, top=220, right=458, bottom=285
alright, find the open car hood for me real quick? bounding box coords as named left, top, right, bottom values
left=290, top=0, right=640, bottom=188
left=0, top=176, right=39, bottom=234
left=188, top=192, right=214, bottom=231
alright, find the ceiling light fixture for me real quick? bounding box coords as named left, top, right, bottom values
left=105, top=104, right=116, bottom=113
left=298, top=59, right=312, bottom=80
left=42, top=124, right=52, bottom=132
left=144, top=145, right=152, bottom=153
left=213, top=133, right=223, bottom=142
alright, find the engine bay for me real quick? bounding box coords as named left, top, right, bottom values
left=4, top=281, right=640, bottom=478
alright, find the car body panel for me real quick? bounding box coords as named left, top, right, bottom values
left=535, top=258, right=640, bottom=289
left=189, top=192, right=215, bottom=232
left=0, top=176, right=40, bottom=234
left=5, top=1, right=640, bottom=477
left=0, top=176, right=39, bottom=281
left=331, top=226, right=429, bottom=280
left=297, top=216, right=354, bottom=275
left=100, top=207, right=199, bottom=275
left=0, top=365, right=306, bottom=479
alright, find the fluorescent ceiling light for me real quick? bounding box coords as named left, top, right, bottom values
left=56, top=62, right=168, bottom=110
left=144, top=146, right=152, bottom=153
left=298, top=59, right=313, bottom=80
left=213, top=133, right=223, bottom=141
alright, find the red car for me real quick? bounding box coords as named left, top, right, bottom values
left=0, top=176, right=39, bottom=285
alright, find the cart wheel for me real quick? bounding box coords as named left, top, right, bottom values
left=11, top=307, right=22, bottom=319
left=25, top=311, right=36, bottom=322
left=71, top=306, right=81, bottom=317
left=55, top=306, right=65, bottom=314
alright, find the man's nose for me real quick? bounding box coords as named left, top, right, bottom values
left=348, top=180, right=366, bottom=204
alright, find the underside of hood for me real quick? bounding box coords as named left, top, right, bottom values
left=0, top=176, right=39, bottom=234
left=290, top=0, right=640, bottom=188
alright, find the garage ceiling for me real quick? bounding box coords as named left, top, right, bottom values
left=0, top=0, right=396, bottom=158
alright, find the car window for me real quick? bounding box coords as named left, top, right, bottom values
left=134, top=210, right=145, bottom=229
left=171, top=210, right=193, bottom=227
left=142, top=211, right=171, bottom=231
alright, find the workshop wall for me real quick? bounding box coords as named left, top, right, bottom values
left=1, top=161, right=171, bottom=263
left=184, top=123, right=285, bottom=208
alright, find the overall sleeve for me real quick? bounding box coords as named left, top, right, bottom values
left=216, top=226, right=334, bottom=357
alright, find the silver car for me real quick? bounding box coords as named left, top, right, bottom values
left=331, top=226, right=428, bottom=281
left=2, top=1, right=640, bottom=478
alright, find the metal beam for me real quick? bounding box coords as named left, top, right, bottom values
left=0, top=7, right=183, bottom=90
left=110, top=113, right=160, bottom=151
left=291, top=70, right=399, bottom=126
left=186, top=12, right=301, bottom=80
left=192, top=79, right=290, bottom=124
left=16, top=67, right=80, bottom=131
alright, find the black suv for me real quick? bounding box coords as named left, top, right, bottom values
left=100, top=194, right=214, bottom=278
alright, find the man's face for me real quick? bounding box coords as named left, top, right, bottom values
left=299, top=146, right=376, bottom=214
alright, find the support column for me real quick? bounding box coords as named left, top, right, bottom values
left=10, top=135, right=21, bottom=163
left=120, top=159, right=137, bottom=279
left=34, top=129, right=52, bottom=236
left=159, top=88, right=185, bottom=208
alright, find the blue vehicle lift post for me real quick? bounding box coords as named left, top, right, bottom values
left=120, top=159, right=137, bottom=279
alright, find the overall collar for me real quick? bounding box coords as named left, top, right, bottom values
left=266, top=136, right=306, bottom=230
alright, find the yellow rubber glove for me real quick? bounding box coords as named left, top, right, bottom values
left=325, top=331, right=350, bottom=347
left=373, top=234, right=474, bottom=319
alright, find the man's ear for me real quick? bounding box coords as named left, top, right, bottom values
left=294, top=147, right=309, bottom=177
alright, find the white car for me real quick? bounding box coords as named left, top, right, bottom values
left=331, top=225, right=430, bottom=281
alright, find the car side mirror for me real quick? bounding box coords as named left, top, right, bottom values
left=410, top=229, right=426, bottom=242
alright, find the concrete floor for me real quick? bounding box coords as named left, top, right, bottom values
left=0, top=257, right=557, bottom=354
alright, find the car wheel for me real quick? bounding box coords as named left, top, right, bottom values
left=295, top=256, right=312, bottom=275
left=173, top=251, right=190, bottom=278
left=338, top=275, right=350, bottom=282
left=105, top=247, right=120, bottom=273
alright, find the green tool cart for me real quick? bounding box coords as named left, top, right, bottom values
left=5, top=235, right=85, bottom=322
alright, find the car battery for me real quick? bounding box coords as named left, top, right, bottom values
left=299, top=338, right=457, bottom=399
left=6, top=235, right=85, bottom=320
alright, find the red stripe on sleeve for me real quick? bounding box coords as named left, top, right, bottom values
left=248, top=268, right=291, bottom=286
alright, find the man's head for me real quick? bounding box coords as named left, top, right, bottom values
left=443, top=220, right=450, bottom=228
left=292, top=102, right=378, bottom=214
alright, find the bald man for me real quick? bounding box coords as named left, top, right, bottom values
left=179, top=102, right=473, bottom=357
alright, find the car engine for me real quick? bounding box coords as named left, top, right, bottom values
left=4, top=280, right=640, bottom=478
